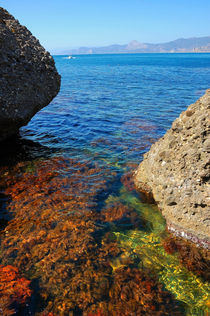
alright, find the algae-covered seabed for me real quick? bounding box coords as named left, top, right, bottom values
left=1, top=52, right=210, bottom=314
left=0, top=155, right=209, bottom=316
left=110, top=187, right=209, bottom=316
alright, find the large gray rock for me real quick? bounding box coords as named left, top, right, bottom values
left=0, top=7, right=61, bottom=141
left=134, top=89, right=210, bottom=248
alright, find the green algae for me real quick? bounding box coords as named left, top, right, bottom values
left=108, top=188, right=210, bottom=316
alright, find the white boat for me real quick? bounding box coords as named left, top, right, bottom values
left=66, top=55, right=76, bottom=59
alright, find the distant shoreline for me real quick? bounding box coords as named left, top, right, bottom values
left=54, top=52, right=210, bottom=56
left=52, top=36, right=210, bottom=55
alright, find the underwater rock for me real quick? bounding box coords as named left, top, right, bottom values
left=0, top=7, right=60, bottom=141
left=134, top=89, right=210, bottom=248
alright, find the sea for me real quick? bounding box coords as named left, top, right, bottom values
left=0, top=53, right=210, bottom=315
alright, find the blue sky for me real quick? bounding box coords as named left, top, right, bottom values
left=1, top=0, right=210, bottom=53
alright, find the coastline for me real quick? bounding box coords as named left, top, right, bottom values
left=134, top=89, right=210, bottom=249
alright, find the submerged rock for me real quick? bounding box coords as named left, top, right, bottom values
left=134, top=89, right=210, bottom=248
left=0, top=7, right=60, bottom=141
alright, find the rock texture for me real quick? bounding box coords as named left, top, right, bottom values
left=134, top=89, right=210, bottom=248
left=0, top=7, right=60, bottom=141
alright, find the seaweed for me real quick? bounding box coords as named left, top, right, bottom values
left=163, top=235, right=210, bottom=281
left=0, top=264, right=32, bottom=315
left=0, top=157, right=183, bottom=315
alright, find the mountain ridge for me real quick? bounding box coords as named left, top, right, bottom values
left=58, top=36, right=210, bottom=55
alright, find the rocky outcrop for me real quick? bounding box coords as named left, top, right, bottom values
left=134, top=90, right=210, bottom=248
left=0, top=7, right=60, bottom=141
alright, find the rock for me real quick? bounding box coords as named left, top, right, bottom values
left=134, top=89, right=210, bottom=248
left=0, top=7, right=61, bottom=141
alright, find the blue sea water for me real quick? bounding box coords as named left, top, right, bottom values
left=2, top=53, right=210, bottom=315
left=21, top=53, right=210, bottom=166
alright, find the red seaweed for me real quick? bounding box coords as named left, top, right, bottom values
left=0, top=264, right=32, bottom=315
left=121, top=171, right=136, bottom=191
left=0, top=157, right=183, bottom=315
left=162, top=235, right=210, bottom=281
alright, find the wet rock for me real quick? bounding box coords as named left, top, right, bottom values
left=0, top=7, right=61, bottom=141
left=134, top=89, right=210, bottom=248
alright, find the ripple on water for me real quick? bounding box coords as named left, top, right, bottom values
left=0, top=53, right=210, bottom=315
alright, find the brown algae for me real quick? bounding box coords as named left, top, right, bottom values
left=0, top=157, right=209, bottom=315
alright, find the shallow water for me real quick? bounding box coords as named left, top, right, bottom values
left=0, top=53, right=210, bottom=315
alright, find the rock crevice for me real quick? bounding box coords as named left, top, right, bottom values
left=134, top=89, right=210, bottom=248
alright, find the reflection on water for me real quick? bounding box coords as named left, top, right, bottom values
left=0, top=54, right=210, bottom=315
left=0, top=135, right=56, bottom=167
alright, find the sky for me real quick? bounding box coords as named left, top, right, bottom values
left=1, top=0, right=210, bottom=53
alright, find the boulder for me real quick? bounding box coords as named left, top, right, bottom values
left=134, top=89, right=210, bottom=248
left=0, top=7, right=61, bottom=141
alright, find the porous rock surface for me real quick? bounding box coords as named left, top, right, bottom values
left=0, top=7, right=60, bottom=141
left=134, top=89, right=210, bottom=248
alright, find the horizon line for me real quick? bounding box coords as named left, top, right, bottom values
left=52, top=51, right=210, bottom=56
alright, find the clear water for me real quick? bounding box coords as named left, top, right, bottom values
left=0, top=53, right=210, bottom=315
left=22, top=53, right=210, bottom=165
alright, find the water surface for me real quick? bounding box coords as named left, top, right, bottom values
left=0, top=53, right=210, bottom=315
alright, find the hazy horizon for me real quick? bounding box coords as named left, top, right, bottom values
left=50, top=36, right=210, bottom=55
left=1, top=0, right=210, bottom=54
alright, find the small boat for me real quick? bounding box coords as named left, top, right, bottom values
left=66, top=55, right=76, bottom=59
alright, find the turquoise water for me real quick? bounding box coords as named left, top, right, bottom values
left=21, top=53, right=210, bottom=165
left=0, top=53, right=210, bottom=315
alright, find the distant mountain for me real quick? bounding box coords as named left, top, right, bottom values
left=60, top=36, right=210, bottom=55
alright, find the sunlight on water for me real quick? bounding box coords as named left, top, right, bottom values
left=111, top=189, right=209, bottom=316
left=0, top=53, right=209, bottom=315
